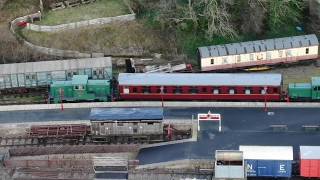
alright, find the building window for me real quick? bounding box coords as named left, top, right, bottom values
left=26, top=75, right=30, bottom=80
left=211, top=59, right=215, bottom=65
left=213, top=89, right=219, bottom=94
left=306, top=48, right=309, bottom=54
left=229, top=89, right=235, bottom=94
left=117, top=122, right=124, bottom=126
left=250, top=54, right=254, bottom=61
left=147, top=122, right=154, bottom=125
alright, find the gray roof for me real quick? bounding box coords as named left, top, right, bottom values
left=300, top=146, right=320, bottom=159
left=198, top=34, right=319, bottom=58
left=0, top=57, right=112, bottom=75
left=89, top=108, right=164, bottom=121
left=118, top=73, right=282, bottom=86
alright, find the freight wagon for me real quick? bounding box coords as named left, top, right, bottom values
left=239, top=146, right=293, bottom=178
left=0, top=57, right=112, bottom=93
left=198, top=34, right=319, bottom=71
left=27, top=108, right=192, bottom=144
left=216, top=146, right=320, bottom=179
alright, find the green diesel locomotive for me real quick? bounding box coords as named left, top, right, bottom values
left=50, top=75, right=111, bottom=103
left=288, top=77, right=320, bottom=101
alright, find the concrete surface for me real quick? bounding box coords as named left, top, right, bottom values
left=1, top=101, right=320, bottom=112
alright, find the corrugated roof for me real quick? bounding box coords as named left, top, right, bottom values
left=300, top=146, right=320, bottom=159
left=0, top=57, right=112, bottom=75
left=89, top=108, right=164, bottom=121
left=198, top=34, right=319, bottom=58
left=118, top=73, right=282, bottom=86
left=239, top=146, right=293, bottom=160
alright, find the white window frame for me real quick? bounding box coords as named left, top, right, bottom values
left=245, top=89, right=251, bottom=95
left=123, top=86, right=130, bottom=94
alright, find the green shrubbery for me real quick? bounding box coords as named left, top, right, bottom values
left=131, top=0, right=307, bottom=58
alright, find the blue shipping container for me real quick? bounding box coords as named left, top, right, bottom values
left=245, top=159, right=292, bottom=177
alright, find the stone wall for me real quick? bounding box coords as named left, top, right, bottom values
left=26, top=13, right=136, bottom=32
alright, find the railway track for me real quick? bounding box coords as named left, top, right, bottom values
left=0, top=91, right=47, bottom=105
left=0, top=135, right=179, bottom=148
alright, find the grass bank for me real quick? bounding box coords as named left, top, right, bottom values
left=37, top=0, right=130, bottom=25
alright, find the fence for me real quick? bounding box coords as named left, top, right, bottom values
left=26, top=14, right=136, bottom=32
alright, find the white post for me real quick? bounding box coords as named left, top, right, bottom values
left=197, top=114, right=200, bottom=131
left=219, top=118, right=222, bottom=132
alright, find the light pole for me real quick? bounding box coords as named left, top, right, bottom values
left=160, top=86, right=164, bottom=108
left=59, top=88, right=64, bottom=111
left=264, top=86, right=268, bottom=112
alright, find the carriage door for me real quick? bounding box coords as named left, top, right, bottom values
left=312, top=77, right=320, bottom=100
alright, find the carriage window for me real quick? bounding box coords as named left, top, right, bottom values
left=123, top=86, right=130, bottom=94
left=74, top=85, right=84, bottom=90
left=229, top=89, right=235, bottom=94
left=163, top=87, right=168, bottom=93
left=143, top=86, right=150, bottom=93
left=211, top=59, right=215, bottom=64
left=266, top=52, right=271, bottom=60
left=306, top=48, right=309, bottom=54
left=314, top=86, right=320, bottom=91
left=213, top=89, right=219, bottom=94
left=245, top=89, right=251, bottom=95
left=236, top=56, right=241, bottom=63
left=67, top=72, right=72, bottom=77
left=278, top=50, right=283, bottom=58
left=286, top=50, right=292, bottom=57
left=250, top=54, right=254, bottom=61
left=117, top=122, right=123, bottom=126
left=223, top=57, right=228, bottom=64
left=132, top=87, right=137, bottom=93
left=190, top=87, right=198, bottom=94
left=174, top=87, right=182, bottom=94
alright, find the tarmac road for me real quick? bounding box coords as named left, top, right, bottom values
left=138, top=107, right=320, bottom=165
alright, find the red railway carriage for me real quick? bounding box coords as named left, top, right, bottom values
left=28, top=124, right=90, bottom=138
left=118, top=73, right=282, bottom=101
